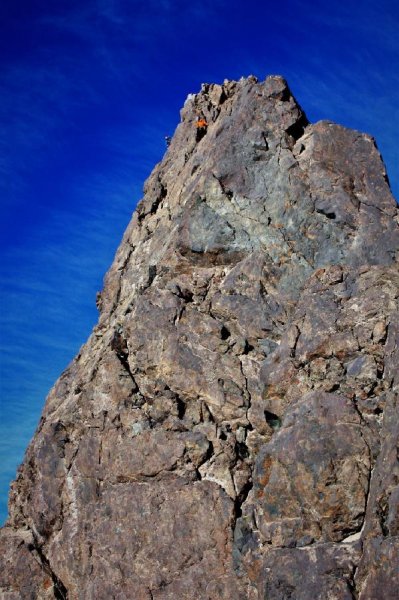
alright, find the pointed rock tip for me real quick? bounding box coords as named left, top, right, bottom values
left=183, top=74, right=290, bottom=108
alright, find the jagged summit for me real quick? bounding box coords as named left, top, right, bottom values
left=98, top=75, right=397, bottom=322
left=1, top=76, right=398, bottom=599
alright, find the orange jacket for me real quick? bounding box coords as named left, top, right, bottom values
left=196, top=118, right=208, bottom=128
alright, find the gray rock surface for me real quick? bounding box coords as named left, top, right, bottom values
left=1, top=75, right=398, bottom=599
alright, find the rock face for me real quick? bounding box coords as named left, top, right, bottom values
left=1, top=76, right=399, bottom=599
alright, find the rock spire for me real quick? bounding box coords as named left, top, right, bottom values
left=1, top=75, right=398, bottom=599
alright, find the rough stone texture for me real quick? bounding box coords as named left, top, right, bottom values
left=1, top=75, right=398, bottom=599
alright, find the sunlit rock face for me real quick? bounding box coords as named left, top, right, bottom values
left=1, top=75, right=398, bottom=599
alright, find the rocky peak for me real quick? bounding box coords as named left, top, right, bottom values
left=1, top=75, right=398, bottom=599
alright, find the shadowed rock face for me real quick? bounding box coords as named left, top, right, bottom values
left=1, top=75, right=398, bottom=599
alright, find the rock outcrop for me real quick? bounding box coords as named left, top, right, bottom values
left=1, top=75, right=398, bottom=599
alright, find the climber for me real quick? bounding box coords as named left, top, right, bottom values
left=165, top=135, right=172, bottom=148
left=196, top=116, right=208, bottom=129
left=196, top=115, right=208, bottom=142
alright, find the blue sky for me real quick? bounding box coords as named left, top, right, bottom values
left=0, top=0, right=398, bottom=523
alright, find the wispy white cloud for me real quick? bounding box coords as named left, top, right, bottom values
left=38, top=0, right=226, bottom=50
left=0, top=0, right=191, bottom=216
left=299, top=0, right=399, bottom=48
left=0, top=59, right=102, bottom=214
